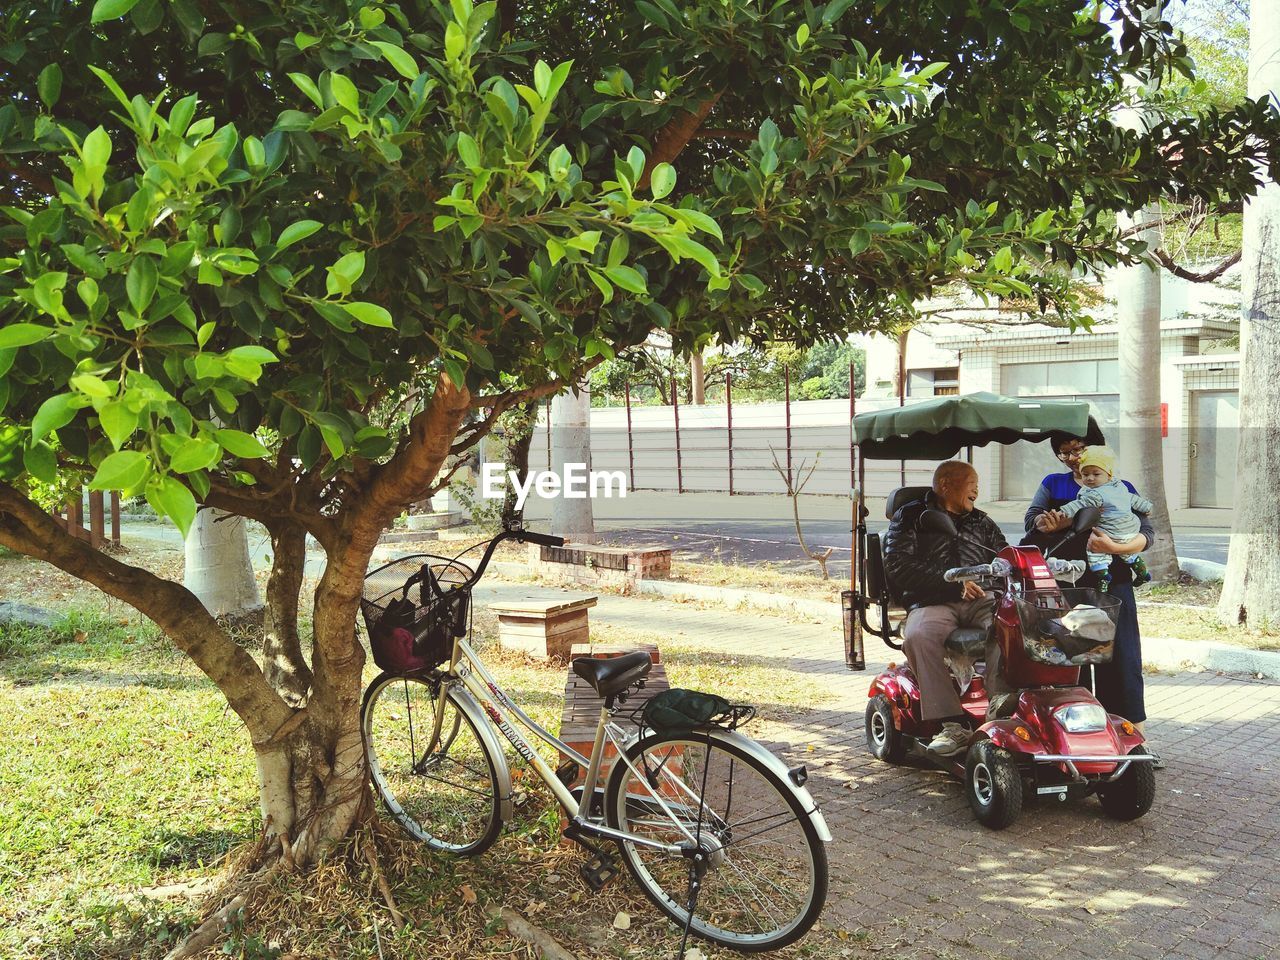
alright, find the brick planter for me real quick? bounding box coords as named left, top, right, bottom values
left=529, top=543, right=672, bottom=588
left=557, top=644, right=687, bottom=835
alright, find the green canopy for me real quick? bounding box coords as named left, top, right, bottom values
left=852, top=391, right=1103, bottom=461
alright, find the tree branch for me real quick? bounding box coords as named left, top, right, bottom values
left=1152, top=248, right=1241, bottom=282
left=0, top=482, right=293, bottom=740
left=639, top=92, right=724, bottom=189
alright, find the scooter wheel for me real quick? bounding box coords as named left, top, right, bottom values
left=865, top=694, right=907, bottom=763
left=965, top=740, right=1023, bottom=830
left=1097, top=746, right=1156, bottom=821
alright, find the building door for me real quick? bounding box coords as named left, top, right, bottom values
left=1190, top=390, right=1239, bottom=508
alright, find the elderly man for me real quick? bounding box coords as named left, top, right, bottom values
left=882, top=461, right=1008, bottom=756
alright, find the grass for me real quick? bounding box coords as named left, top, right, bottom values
left=1, top=600, right=837, bottom=960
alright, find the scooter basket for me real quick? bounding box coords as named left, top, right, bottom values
left=360, top=554, right=473, bottom=674
left=1015, top=588, right=1121, bottom=667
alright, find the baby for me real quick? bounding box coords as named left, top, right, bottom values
left=1057, top=447, right=1152, bottom=590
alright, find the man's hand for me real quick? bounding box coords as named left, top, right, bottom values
left=1034, top=510, right=1070, bottom=533
left=961, top=580, right=986, bottom=601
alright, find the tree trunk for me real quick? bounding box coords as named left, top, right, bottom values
left=691, top=351, right=705, bottom=404
left=1219, top=0, right=1280, bottom=626
left=501, top=401, right=537, bottom=528
left=551, top=380, right=597, bottom=543
left=1115, top=70, right=1179, bottom=582
left=184, top=508, right=263, bottom=621
left=262, top=520, right=313, bottom=707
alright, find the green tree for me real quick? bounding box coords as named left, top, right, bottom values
left=1, top=0, right=1278, bottom=911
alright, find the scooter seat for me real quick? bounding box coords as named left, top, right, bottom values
left=944, top=628, right=987, bottom=660
left=572, top=651, right=652, bottom=699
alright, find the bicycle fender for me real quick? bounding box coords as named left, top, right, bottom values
left=449, top=686, right=515, bottom=824
left=707, top=729, right=832, bottom=843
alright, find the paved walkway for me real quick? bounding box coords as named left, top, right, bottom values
left=473, top=581, right=1280, bottom=960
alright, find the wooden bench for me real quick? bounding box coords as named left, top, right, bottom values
left=528, top=542, right=672, bottom=587
left=489, top=593, right=598, bottom=661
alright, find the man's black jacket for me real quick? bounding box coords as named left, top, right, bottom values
left=882, top=491, right=1009, bottom=611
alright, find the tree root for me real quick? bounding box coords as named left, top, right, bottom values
left=361, top=835, right=406, bottom=930
left=163, top=862, right=282, bottom=960
left=485, top=902, right=578, bottom=960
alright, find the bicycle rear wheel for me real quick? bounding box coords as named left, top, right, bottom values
left=362, top=672, right=503, bottom=855
left=604, top=730, right=827, bottom=952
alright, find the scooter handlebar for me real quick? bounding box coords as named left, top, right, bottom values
left=944, top=563, right=995, bottom=583
left=944, top=558, right=1012, bottom=583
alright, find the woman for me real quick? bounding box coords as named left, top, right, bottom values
left=1022, top=433, right=1164, bottom=766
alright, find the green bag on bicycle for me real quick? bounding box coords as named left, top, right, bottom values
left=640, top=688, right=737, bottom=734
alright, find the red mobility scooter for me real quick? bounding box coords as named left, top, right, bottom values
left=844, top=393, right=1156, bottom=829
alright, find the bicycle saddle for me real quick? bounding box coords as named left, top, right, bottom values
left=572, top=651, right=652, bottom=699
left=944, top=628, right=987, bottom=660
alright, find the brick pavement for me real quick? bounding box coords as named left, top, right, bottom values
left=476, top=583, right=1280, bottom=960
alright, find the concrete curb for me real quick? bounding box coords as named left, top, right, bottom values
left=487, top=562, right=1280, bottom=681
left=1178, top=556, right=1226, bottom=582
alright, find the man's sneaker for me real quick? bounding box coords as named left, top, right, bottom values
left=1131, top=556, right=1152, bottom=586
left=925, top=722, right=971, bottom=757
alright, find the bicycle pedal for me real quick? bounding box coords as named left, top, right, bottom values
left=579, top=851, right=619, bottom=892
left=555, top=759, right=580, bottom=788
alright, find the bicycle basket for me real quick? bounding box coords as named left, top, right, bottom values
left=1015, top=588, right=1122, bottom=667
left=360, top=554, right=473, bottom=674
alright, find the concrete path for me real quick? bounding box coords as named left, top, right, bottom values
left=470, top=581, right=1279, bottom=960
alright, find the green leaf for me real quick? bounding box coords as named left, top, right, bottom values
left=649, top=162, right=676, bottom=200
left=326, top=250, right=366, bottom=296
left=91, top=0, right=140, bottom=23
left=89, top=449, right=149, bottom=491
left=0, top=323, right=53, bottom=349
left=82, top=126, right=113, bottom=171
left=70, top=373, right=115, bottom=398
left=605, top=265, right=647, bottom=295
left=370, top=40, right=420, bottom=80
left=32, top=393, right=81, bottom=440
left=97, top=400, right=139, bottom=449
left=288, top=73, right=324, bottom=110
left=225, top=345, right=277, bottom=364
left=277, top=219, right=323, bottom=249
left=673, top=208, right=722, bottom=241
left=849, top=228, right=872, bottom=256
left=343, top=301, right=394, bottom=328
left=215, top=428, right=270, bottom=459
left=456, top=133, right=481, bottom=171
left=146, top=475, right=196, bottom=538
left=23, top=442, right=57, bottom=483
left=795, top=23, right=810, bottom=47
left=37, top=63, right=62, bottom=107
left=587, top=270, right=614, bottom=304
left=169, top=436, right=221, bottom=473
left=126, top=257, right=158, bottom=314
left=330, top=72, right=360, bottom=115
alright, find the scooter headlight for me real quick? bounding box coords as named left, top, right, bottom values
left=1054, top=703, right=1108, bottom=733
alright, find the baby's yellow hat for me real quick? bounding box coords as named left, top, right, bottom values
left=1078, top=446, right=1116, bottom=478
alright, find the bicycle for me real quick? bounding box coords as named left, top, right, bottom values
left=359, top=526, right=831, bottom=953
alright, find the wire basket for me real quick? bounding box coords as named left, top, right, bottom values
left=1014, top=588, right=1122, bottom=667
left=360, top=554, right=474, bottom=674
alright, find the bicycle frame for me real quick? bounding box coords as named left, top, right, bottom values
left=430, top=636, right=697, bottom=854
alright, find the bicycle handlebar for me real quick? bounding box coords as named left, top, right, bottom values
left=519, top=531, right=565, bottom=548
left=460, top=528, right=566, bottom=589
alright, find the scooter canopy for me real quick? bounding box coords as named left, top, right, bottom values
left=851, top=391, right=1104, bottom=460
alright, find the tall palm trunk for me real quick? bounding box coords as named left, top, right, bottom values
left=1219, top=0, right=1280, bottom=625
left=550, top=380, right=597, bottom=543
left=1115, top=65, right=1179, bottom=582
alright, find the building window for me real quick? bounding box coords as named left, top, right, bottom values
left=907, top=367, right=960, bottom=397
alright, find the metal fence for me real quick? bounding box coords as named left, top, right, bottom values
left=530, top=376, right=940, bottom=501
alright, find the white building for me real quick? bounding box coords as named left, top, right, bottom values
left=861, top=269, right=1241, bottom=508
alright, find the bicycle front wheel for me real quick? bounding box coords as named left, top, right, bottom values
left=604, top=730, right=828, bottom=952
left=362, top=672, right=503, bottom=855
